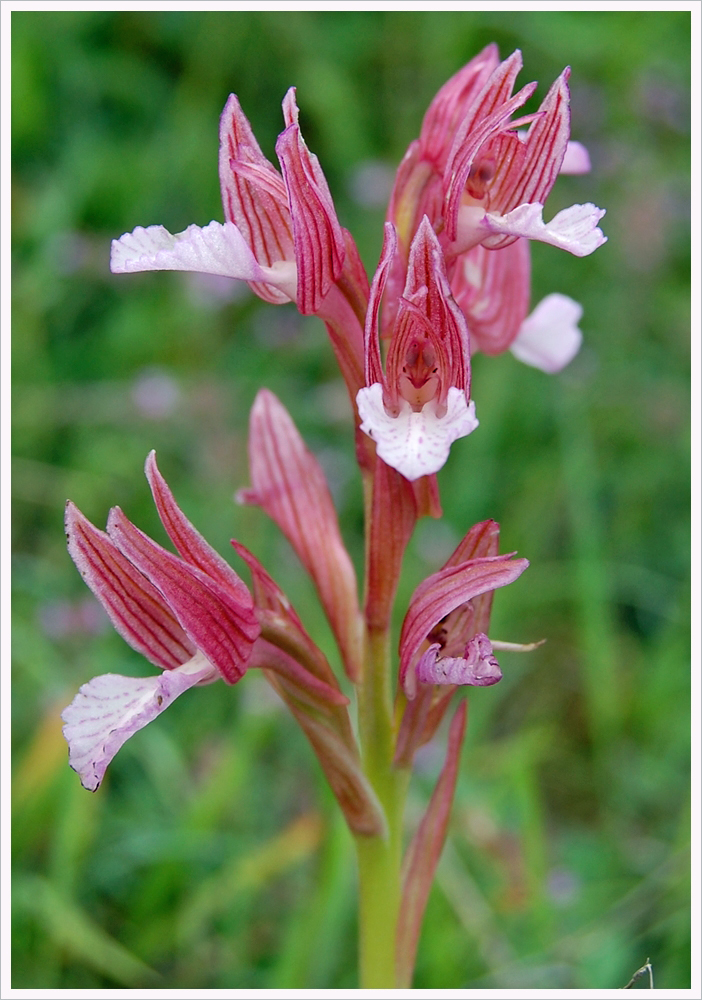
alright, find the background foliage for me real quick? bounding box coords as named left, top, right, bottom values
left=11, top=9, right=690, bottom=989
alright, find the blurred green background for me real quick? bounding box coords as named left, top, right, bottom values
left=11, top=9, right=690, bottom=989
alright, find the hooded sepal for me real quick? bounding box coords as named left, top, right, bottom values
left=64, top=501, right=196, bottom=671
left=276, top=88, right=346, bottom=315
left=106, top=507, right=260, bottom=684
left=218, top=93, right=295, bottom=304
left=395, top=701, right=468, bottom=987
left=357, top=219, right=478, bottom=482
left=62, top=653, right=219, bottom=791
left=242, top=390, right=363, bottom=681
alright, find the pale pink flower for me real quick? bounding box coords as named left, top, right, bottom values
left=111, top=89, right=346, bottom=316
left=61, top=453, right=260, bottom=790
left=385, top=47, right=605, bottom=372
left=398, top=520, right=529, bottom=698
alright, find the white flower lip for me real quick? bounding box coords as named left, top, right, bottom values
left=357, top=384, right=479, bottom=481
left=483, top=202, right=607, bottom=257
left=110, top=221, right=298, bottom=301
left=61, top=653, right=219, bottom=791
left=510, top=293, right=584, bottom=373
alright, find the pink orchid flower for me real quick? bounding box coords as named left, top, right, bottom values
left=61, top=452, right=260, bottom=791
left=386, top=46, right=605, bottom=373
left=356, top=218, right=479, bottom=482
left=398, top=521, right=529, bottom=699
left=110, top=89, right=346, bottom=316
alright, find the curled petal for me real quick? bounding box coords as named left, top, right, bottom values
left=482, top=202, right=607, bottom=256
left=510, top=293, right=583, bottom=373
left=110, top=221, right=297, bottom=298
left=65, top=502, right=195, bottom=671
left=62, top=654, right=219, bottom=791
left=357, top=384, right=478, bottom=482
left=416, top=634, right=502, bottom=687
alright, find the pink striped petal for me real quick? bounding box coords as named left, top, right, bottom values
left=444, top=80, right=538, bottom=244
left=510, top=293, right=583, bottom=373
left=416, top=634, right=502, bottom=687
left=399, top=553, right=528, bottom=696
left=419, top=44, right=500, bottom=168
left=451, top=238, right=531, bottom=356
left=218, top=94, right=295, bottom=305
left=106, top=508, right=259, bottom=684
left=232, top=540, right=346, bottom=699
left=62, top=654, right=219, bottom=791
left=492, top=69, right=571, bottom=218
left=276, top=90, right=346, bottom=315
left=363, top=222, right=396, bottom=389
left=356, top=384, right=478, bottom=482
left=396, top=701, right=467, bottom=987
left=482, top=202, right=607, bottom=256
left=110, top=221, right=297, bottom=297
left=244, top=390, right=362, bottom=681
left=145, top=452, right=251, bottom=605
left=65, top=502, right=195, bottom=671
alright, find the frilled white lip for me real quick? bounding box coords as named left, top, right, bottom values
left=356, top=384, right=479, bottom=481
left=483, top=202, right=607, bottom=256
left=455, top=201, right=607, bottom=258
left=110, top=221, right=298, bottom=301
left=61, top=653, right=219, bottom=791
left=510, top=293, right=584, bottom=373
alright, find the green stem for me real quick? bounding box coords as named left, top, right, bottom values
left=355, top=626, right=410, bottom=988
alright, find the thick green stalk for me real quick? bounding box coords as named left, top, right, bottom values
left=355, top=625, right=410, bottom=988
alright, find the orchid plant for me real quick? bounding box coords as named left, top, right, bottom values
left=62, top=45, right=606, bottom=988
